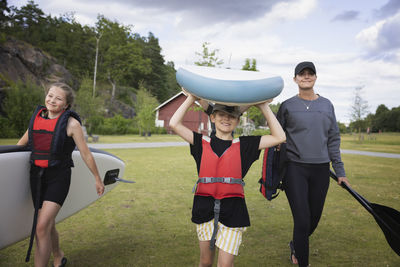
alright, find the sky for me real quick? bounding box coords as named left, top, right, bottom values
left=9, top=0, right=400, bottom=123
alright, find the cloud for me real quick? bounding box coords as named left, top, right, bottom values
left=331, top=10, right=359, bottom=22
left=51, top=0, right=296, bottom=25
left=356, top=11, right=400, bottom=61
left=374, top=0, right=400, bottom=18
left=264, top=0, right=316, bottom=21
left=161, top=0, right=317, bottom=66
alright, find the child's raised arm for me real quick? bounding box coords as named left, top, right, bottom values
left=257, top=100, right=286, bottom=150
left=169, top=93, right=197, bottom=144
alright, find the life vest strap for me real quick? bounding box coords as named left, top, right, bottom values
left=210, top=199, right=221, bottom=250
left=25, top=167, right=44, bottom=262
left=193, top=177, right=245, bottom=193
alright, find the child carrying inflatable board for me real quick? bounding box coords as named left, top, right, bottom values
left=169, top=93, right=285, bottom=266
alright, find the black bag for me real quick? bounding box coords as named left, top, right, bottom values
left=258, top=143, right=287, bottom=200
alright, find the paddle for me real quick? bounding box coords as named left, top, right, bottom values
left=103, top=169, right=135, bottom=185
left=330, top=170, right=400, bottom=256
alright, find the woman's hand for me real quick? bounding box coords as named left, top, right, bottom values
left=337, top=177, right=350, bottom=187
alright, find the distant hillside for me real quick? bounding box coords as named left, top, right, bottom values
left=0, top=36, right=75, bottom=110
left=0, top=36, right=75, bottom=89
left=0, top=37, right=137, bottom=118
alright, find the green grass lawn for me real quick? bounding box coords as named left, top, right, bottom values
left=340, top=132, right=400, bottom=154
left=1, top=143, right=399, bottom=266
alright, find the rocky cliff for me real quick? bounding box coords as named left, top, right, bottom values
left=0, top=37, right=76, bottom=107
left=0, top=37, right=135, bottom=118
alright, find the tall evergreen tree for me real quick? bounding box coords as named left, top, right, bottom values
left=8, top=0, right=46, bottom=44
left=0, top=0, right=10, bottom=28
left=137, top=32, right=179, bottom=102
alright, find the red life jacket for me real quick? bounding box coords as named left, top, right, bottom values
left=28, top=105, right=81, bottom=168
left=195, top=136, right=244, bottom=199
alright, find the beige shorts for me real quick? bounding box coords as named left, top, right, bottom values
left=196, top=219, right=247, bottom=256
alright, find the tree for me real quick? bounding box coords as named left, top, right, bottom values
left=92, top=31, right=102, bottom=98
left=337, top=121, right=348, bottom=134
left=0, top=0, right=9, bottom=41
left=194, top=42, right=224, bottom=67
left=163, top=61, right=181, bottom=101
left=393, top=107, right=400, bottom=132
left=103, top=42, right=151, bottom=101
left=95, top=16, right=152, bottom=100
left=94, top=15, right=132, bottom=93
left=349, top=86, right=369, bottom=140
left=42, top=13, right=96, bottom=78
left=136, top=32, right=171, bottom=101
left=8, top=0, right=46, bottom=44
left=0, top=0, right=10, bottom=28
left=242, top=58, right=258, bottom=71
left=6, top=6, right=96, bottom=78
left=240, top=58, right=265, bottom=127
left=0, top=79, right=44, bottom=137
left=74, top=77, right=103, bottom=134
left=246, top=106, right=265, bottom=127
left=351, top=104, right=400, bottom=133
left=245, top=102, right=280, bottom=127
left=134, top=83, right=159, bottom=137
left=372, top=104, right=388, bottom=132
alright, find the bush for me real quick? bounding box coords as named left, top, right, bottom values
left=0, top=116, right=17, bottom=138
left=86, top=115, right=104, bottom=134
left=235, top=127, right=243, bottom=136
left=152, top=126, right=167, bottom=134
left=252, top=128, right=269, bottom=136
left=85, top=114, right=166, bottom=136
left=1, top=80, right=44, bottom=137
left=96, top=115, right=135, bottom=135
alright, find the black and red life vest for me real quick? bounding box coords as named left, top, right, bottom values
left=27, top=105, right=81, bottom=168
left=194, top=136, right=245, bottom=250
left=195, top=136, right=244, bottom=199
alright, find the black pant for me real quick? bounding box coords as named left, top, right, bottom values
left=283, top=162, right=330, bottom=267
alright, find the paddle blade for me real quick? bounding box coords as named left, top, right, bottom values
left=330, top=170, right=400, bottom=256
left=371, top=203, right=400, bottom=256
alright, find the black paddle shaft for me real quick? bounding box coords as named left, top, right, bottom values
left=330, top=170, right=400, bottom=256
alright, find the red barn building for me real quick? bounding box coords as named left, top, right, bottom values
left=155, top=92, right=210, bottom=135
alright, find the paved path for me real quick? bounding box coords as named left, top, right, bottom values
left=88, top=142, right=400, bottom=159
left=340, top=149, right=400, bottom=159
left=89, top=142, right=187, bottom=149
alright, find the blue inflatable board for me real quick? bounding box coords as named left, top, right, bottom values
left=176, top=65, right=284, bottom=105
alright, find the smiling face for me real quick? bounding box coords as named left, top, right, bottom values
left=294, top=68, right=317, bottom=91
left=210, top=111, right=240, bottom=136
left=45, top=86, right=68, bottom=116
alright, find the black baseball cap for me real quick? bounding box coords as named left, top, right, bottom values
left=294, top=61, right=316, bottom=76
left=212, top=104, right=241, bottom=118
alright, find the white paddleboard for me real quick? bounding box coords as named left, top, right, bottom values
left=176, top=65, right=284, bottom=105
left=0, top=146, right=125, bottom=250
